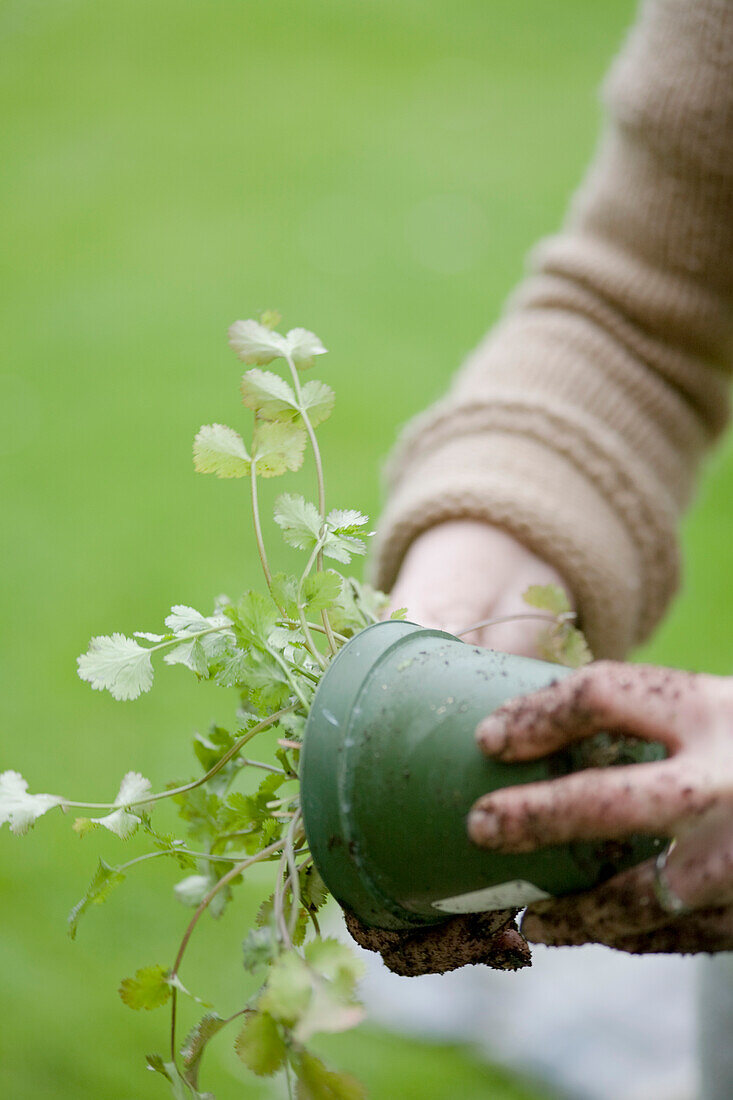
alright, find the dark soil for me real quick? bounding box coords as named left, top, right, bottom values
left=344, top=907, right=531, bottom=976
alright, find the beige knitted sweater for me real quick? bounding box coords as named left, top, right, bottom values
left=372, top=0, right=733, bottom=660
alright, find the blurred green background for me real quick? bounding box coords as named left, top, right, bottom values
left=2, top=0, right=731, bottom=1097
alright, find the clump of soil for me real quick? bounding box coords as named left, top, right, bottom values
left=344, top=907, right=531, bottom=976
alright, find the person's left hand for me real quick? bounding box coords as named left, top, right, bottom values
left=468, top=661, right=733, bottom=954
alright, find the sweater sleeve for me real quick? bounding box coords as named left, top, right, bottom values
left=371, top=0, right=733, bottom=660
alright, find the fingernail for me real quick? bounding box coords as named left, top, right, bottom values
left=467, top=808, right=501, bottom=846
left=476, top=716, right=507, bottom=755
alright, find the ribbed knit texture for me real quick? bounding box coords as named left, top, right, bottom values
left=372, top=0, right=733, bottom=659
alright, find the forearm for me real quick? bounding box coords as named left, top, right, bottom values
left=373, top=0, right=733, bottom=659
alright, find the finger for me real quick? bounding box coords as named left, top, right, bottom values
left=520, top=860, right=675, bottom=946
left=661, top=810, right=733, bottom=909
left=476, top=662, right=696, bottom=762
left=522, top=886, right=733, bottom=954
left=607, top=908, right=733, bottom=954
left=467, top=760, right=712, bottom=851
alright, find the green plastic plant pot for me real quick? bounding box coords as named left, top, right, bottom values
left=300, top=620, right=664, bottom=930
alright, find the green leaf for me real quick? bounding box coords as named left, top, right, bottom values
left=212, top=648, right=249, bottom=688
left=303, top=571, right=342, bottom=614
left=326, top=509, right=369, bottom=535
left=278, top=712, right=306, bottom=740
left=228, top=591, right=279, bottom=647
left=172, top=786, right=223, bottom=843
left=253, top=420, right=307, bottom=478
left=274, top=494, right=322, bottom=552
left=165, top=605, right=210, bottom=633
left=119, top=965, right=172, bottom=1011
left=536, top=623, right=592, bottom=669
left=523, top=583, right=571, bottom=616
left=321, top=537, right=366, bottom=565
left=270, top=572, right=299, bottom=618
left=229, top=319, right=289, bottom=365
left=145, top=1058, right=199, bottom=1100
left=324, top=579, right=366, bottom=635
left=285, top=327, right=327, bottom=369
left=77, top=633, right=154, bottom=701
left=73, top=770, right=152, bottom=840
left=193, top=725, right=236, bottom=773
left=300, top=379, right=335, bottom=426
left=242, top=926, right=278, bottom=974
left=140, top=820, right=196, bottom=869
left=259, top=308, right=282, bottom=330
left=0, top=770, right=64, bottom=835
left=259, top=953, right=312, bottom=1025
left=243, top=651, right=293, bottom=710
left=164, top=637, right=210, bottom=677
left=218, top=773, right=285, bottom=837
left=294, top=983, right=364, bottom=1045
left=145, top=1054, right=173, bottom=1081
left=291, top=907, right=309, bottom=948
left=294, top=1053, right=366, bottom=1100
left=67, top=858, right=125, bottom=939
left=241, top=368, right=298, bottom=419
left=560, top=626, right=593, bottom=668
left=173, top=873, right=214, bottom=907
left=193, top=423, right=251, bottom=478
left=229, top=319, right=326, bottom=368
left=240, top=371, right=334, bottom=429
left=304, top=939, right=365, bottom=997
left=320, top=511, right=371, bottom=565
left=180, top=1012, right=227, bottom=1088
left=234, top=1012, right=287, bottom=1077
left=255, top=895, right=275, bottom=928
left=259, top=816, right=281, bottom=847
left=300, top=865, right=329, bottom=913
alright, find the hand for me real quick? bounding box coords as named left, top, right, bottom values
left=469, top=661, right=733, bottom=954
left=389, top=520, right=572, bottom=656
left=343, top=908, right=530, bottom=976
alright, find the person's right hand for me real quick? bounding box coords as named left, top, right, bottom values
left=388, top=519, right=573, bottom=655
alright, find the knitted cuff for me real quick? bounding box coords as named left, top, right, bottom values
left=370, top=427, right=679, bottom=660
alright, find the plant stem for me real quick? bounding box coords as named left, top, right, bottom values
left=265, top=644, right=311, bottom=710
left=168, top=837, right=286, bottom=1063
left=293, top=665, right=320, bottom=686
left=62, top=707, right=294, bottom=811
left=250, top=460, right=279, bottom=607
left=238, top=758, right=287, bottom=775
left=296, top=539, right=328, bottom=671
left=138, top=622, right=232, bottom=659
left=278, top=619, right=348, bottom=644
left=273, top=848, right=293, bottom=950
left=284, top=352, right=337, bottom=657
left=285, top=812, right=303, bottom=939
left=115, top=847, right=274, bottom=873
left=454, top=610, right=575, bottom=638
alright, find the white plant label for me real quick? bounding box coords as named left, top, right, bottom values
left=432, top=880, right=551, bottom=913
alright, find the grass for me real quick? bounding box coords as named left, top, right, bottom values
left=3, top=0, right=730, bottom=1097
